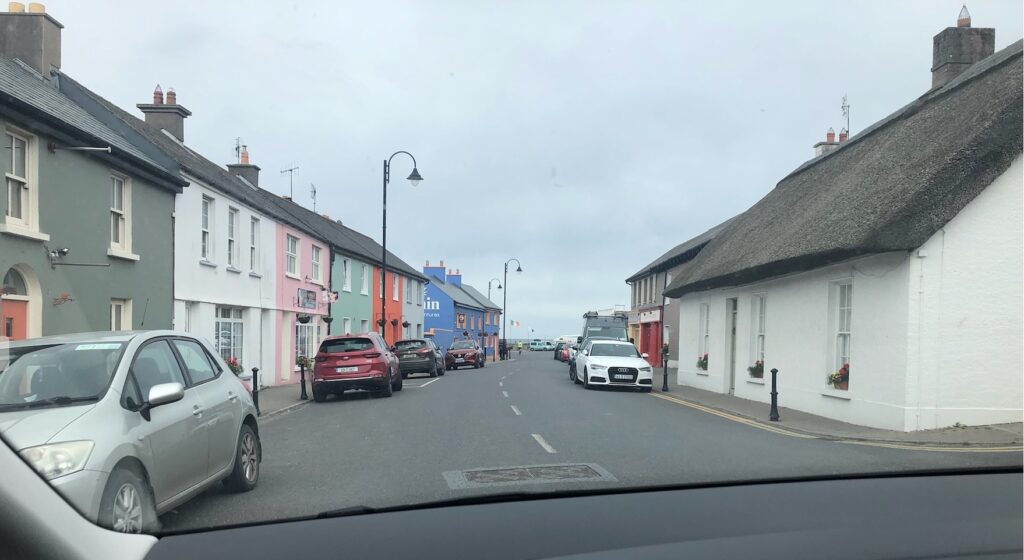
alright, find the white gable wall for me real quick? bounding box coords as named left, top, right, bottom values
left=905, top=155, right=1023, bottom=430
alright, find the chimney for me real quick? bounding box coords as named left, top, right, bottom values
left=137, top=85, right=191, bottom=142
left=0, top=2, right=63, bottom=79
left=931, top=5, right=994, bottom=89
left=227, top=146, right=261, bottom=186
left=422, top=260, right=446, bottom=282
left=446, top=268, right=462, bottom=287
left=813, top=127, right=840, bottom=157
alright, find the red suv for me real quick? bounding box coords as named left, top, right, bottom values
left=445, top=340, right=485, bottom=370
left=311, top=333, right=402, bottom=402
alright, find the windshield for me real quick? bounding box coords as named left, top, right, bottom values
left=1, top=0, right=1020, bottom=541
left=0, top=343, right=124, bottom=409
left=320, top=338, right=374, bottom=353
left=589, top=344, right=640, bottom=358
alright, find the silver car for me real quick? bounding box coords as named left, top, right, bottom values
left=0, top=331, right=261, bottom=533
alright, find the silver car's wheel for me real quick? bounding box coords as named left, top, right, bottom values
left=225, top=424, right=260, bottom=492
left=241, top=431, right=258, bottom=484
left=112, top=483, right=143, bottom=533
left=100, top=468, right=156, bottom=534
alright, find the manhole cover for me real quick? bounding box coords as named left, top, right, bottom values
left=443, top=463, right=616, bottom=489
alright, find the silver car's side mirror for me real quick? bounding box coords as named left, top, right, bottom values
left=140, top=382, right=185, bottom=421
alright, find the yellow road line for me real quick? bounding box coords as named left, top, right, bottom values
left=648, top=392, right=1023, bottom=453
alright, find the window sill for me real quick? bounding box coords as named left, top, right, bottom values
left=342, top=288, right=352, bottom=293
left=199, top=260, right=218, bottom=268
left=226, top=266, right=243, bottom=274
left=310, top=279, right=324, bottom=287
left=821, top=388, right=852, bottom=400
left=746, top=378, right=765, bottom=385
left=249, top=272, right=263, bottom=279
left=695, top=371, right=709, bottom=377
left=285, top=273, right=301, bottom=280
left=107, top=248, right=140, bottom=261
left=0, top=223, right=50, bottom=242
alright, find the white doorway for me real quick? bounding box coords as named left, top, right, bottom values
left=726, top=298, right=738, bottom=394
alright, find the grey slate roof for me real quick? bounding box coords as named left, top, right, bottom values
left=61, top=72, right=427, bottom=283
left=435, top=280, right=485, bottom=310
left=665, top=40, right=1023, bottom=298
left=0, top=58, right=183, bottom=190
left=625, top=217, right=737, bottom=283
left=459, top=283, right=501, bottom=311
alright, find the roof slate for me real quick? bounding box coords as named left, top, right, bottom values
left=459, top=283, right=501, bottom=310
left=665, top=40, right=1023, bottom=298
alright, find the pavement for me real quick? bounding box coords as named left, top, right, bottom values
left=160, top=352, right=1021, bottom=533
left=650, top=366, right=1023, bottom=447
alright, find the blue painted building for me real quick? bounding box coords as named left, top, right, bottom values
left=422, top=262, right=501, bottom=356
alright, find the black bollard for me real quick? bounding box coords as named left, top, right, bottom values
left=251, top=367, right=261, bottom=416
left=769, top=368, right=780, bottom=421
left=661, top=344, right=670, bottom=392
left=299, top=359, right=308, bottom=400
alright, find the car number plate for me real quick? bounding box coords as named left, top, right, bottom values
left=456, top=358, right=465, bottom=363
left=614, top=374, right=632, bottom=380
left=403, top=354, right=417, bottom=359
left=335, top=366, right=359, bottom=373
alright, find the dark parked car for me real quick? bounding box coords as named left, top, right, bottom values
left=311, top=333, right=402, bottom=401
left=445, top=340, right=484, bottom=370
left=394, top=338, right=445, bottom=378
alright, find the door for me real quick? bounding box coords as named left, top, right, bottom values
left=130, top=340, right=209, bottom=502
left=1, top=299, right=27, bottom=340
left=726, top=298, right=738, bottom=394
left=171, top=338, right=239, bottom=477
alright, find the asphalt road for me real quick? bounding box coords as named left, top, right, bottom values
left=160, top=351, right=1021, bottom=532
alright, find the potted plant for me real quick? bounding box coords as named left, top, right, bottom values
left=696, top=353, right=708, bottom=371
left=747, top=360, right=764, bottom=378
left=225, top=356, right=244, bottom=375
left=296, top=355, right=312, bottom=370
left=826, top=363, right=850, bottom=390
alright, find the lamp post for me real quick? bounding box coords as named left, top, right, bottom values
left=380, top=151, right=422, bottom=345
left=501, top=258, right=522, bottom=360
left=487, top=278, right=502, bottom=362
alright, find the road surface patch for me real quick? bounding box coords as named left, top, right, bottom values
left=442, top=463, right=616, bottom=490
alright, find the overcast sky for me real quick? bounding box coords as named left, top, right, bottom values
left=46, top=0, right=1023, bottom=338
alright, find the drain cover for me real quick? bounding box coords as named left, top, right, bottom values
left=443, top=463, right=617, bottom=490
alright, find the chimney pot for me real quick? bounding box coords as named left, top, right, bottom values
left=440, top=260, right=444, bottom=267
left=838, top=128, right=849, bottom=142
left=26, top=2, right=42, bottom=13
left=8, top=2, right=25, bottom=12
left=425, top=260, right=430, bottom=266
left=152, top=85, right=163, bottom=105
left=957, top=5, right=971, bottom=27
left=826, top=127, right=835, bottom=142
left=240, top=147, right=250, bottom=164
left=165, top=87, right=176, bottom=105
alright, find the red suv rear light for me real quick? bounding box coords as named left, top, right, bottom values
left=314, top=354, right=327, bottom=362
left=363, top=352, right=381, bottom=358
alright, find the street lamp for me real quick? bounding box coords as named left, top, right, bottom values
left=381, top=151, right=422, bottom=345
left=501, top=258, right=522, bottom=361
left=487, top=278, right=502, bottom=362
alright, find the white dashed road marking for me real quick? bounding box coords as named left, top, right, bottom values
left=417, top=378, right=441, bottom=388
left=511, top=405, right=522, bottom=416
left=502, top=391, right=509, bottom=398
left=531, top=434, right=557, bottom=454
left=499, top=381, right=503, bottom=387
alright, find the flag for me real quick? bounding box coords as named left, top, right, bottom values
left=512, top=320, right=521, bottom=327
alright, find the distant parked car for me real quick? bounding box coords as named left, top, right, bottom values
left=394, top=338, right=444, bottom=378
left=528, top=340, right=545, bottom=351
left=541, top=341, right=556, bottom=351
left=312, top=332, right=402, bottom=401
left=0, top=331, right=261, bottom=534
left=446, top=340, right=484, bottom=370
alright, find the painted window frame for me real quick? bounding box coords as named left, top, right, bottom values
left=249, top=217, right=260, bottom=272
left=110, top=298, right=132, bottom=331
left=311, top=245, right=323, bottom=284
left=360, top=264, right=369, bottom=295
left=285, top=234, right=300, bottom=277
left=295, top=322, right=320, bottom=362
left=227, top=207, right=239, bottom=268
left=342, top=317, right=352, bottom=335
left=215, top=306, right=244, bottom=363
left=750, top=294, right=766, bottom=375
left=109, top=173, right=132, bottom=253
left=392, top=275, right=399, bottom=301
left=201, top=196, right=214, bottom=261
left=342, top=258, right=352, bottom=292
left=828, top=280, right=853, bottom=390
left=360, top=319, right=369, bottom=333
left=698, top=303, right=710, bottom=366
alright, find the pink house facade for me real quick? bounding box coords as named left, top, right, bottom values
left=274, top=222, right=331, bottom=384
